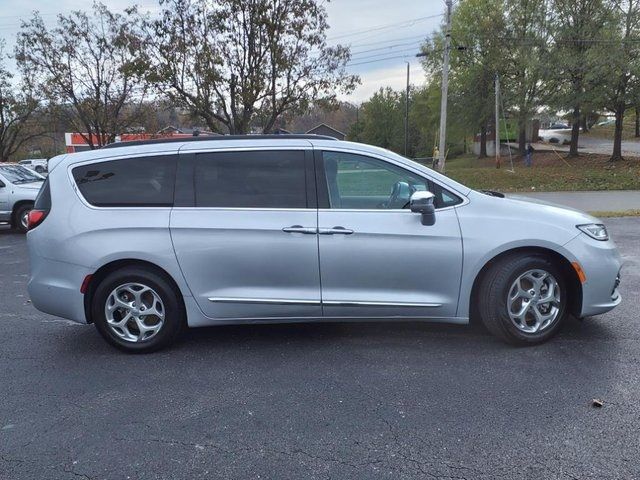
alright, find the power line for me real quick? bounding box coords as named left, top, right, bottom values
left=344, top=54, right=419, bottom=68
left=350, top=38, right=430, bottom=57
left=327, top=13, right=441, bottom=41
left=348, top=47, right=424, bottom=63
left=346, top=33, right=428, bottom=50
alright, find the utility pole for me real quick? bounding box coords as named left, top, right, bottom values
left=437, top=0, right=453, bottom=173
left=405, top=62, right=410, bottom=156
left=495, top=73, right=501, bottom=169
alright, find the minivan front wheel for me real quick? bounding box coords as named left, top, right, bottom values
left=478, top=255, right=568, bottom=345
left=92, top=267, right=185, bottom=352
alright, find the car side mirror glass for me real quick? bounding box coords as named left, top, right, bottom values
left=410, top=191, right=436, bottom=226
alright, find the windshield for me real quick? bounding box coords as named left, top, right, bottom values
left=0, top=164, right=43, bottom=184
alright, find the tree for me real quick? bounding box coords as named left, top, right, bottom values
left=357, top=88, right=404, bottom=152
left=502, top=0, right=549, bottom=153
left=147, top=0, right=358, bottom=134
left=0, top=42, right=43, bottom=162
left=16, top=2, right=150, bottom=149
left=600, top=0, right=640, bottom=161
left=546, top=0, right=612, bottom=157
left=421, top=0, right=508, bottom=159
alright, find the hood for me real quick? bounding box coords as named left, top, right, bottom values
left=470, top=190, right=600, bottom=226
left=13, top=181, right=44, bottom=191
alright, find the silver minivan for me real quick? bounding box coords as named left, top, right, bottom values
left=27, top=136, right=622, bottom=352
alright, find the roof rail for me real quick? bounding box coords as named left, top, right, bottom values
left=101, top=134, right=339, bottom=149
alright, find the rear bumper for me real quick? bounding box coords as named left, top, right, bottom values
left=564, top=234, right=623, bottom=318
left=27, top=252, right=91, bottom=324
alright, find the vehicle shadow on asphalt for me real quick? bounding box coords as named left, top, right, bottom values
left=55, top=314, right=615, bottom=357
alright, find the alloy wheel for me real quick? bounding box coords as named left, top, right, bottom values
left=104, top=283, right=165, bottom=343
left=507, top=269, right=561, bottom=334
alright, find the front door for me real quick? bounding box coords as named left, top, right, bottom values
left=316, top=150, right=463, bottom=319
left=170, top=149, right=321, bottom=319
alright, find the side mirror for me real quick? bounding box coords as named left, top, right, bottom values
left=410, top=191, right=436, bottom=226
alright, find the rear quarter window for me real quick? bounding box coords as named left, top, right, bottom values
left=72, top=155, right=177, bottom=207
left=34, top=178, right=51, bottom=210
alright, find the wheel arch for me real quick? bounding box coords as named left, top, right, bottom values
left=11, top=200, right=34, bottom=225
left=468, top=246, right=583, bottom=324
left=83, top=259, right=186, bottom=324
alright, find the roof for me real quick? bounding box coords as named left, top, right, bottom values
left=101, top=134, right=338, bottom=149
left=306, top=123, right=346, bottom=136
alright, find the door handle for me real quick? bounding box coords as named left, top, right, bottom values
left=318, top=226, right=354, bottom=235
left=282, top=225, right=317, bottom=234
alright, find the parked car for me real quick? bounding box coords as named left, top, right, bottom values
left=27, top=136, right=622, bottom=352
left=548, top=123, right=570, bottom=130
left=539, top=129, right=571, bottom=144
left=18, top=158, right=48, bottom=174
left=0, top=164, right=45, bottom=232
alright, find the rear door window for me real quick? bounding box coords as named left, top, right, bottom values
left=72, top=155, right=177, bottom=207
left=194, top=150, right=307, bottom=208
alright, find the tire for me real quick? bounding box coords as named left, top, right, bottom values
left=13, top=204, right=32, bottom=233
left=478, top=254, right=568, bottom=345
left=35, top=165, right=44, bottom=174
left=92, top=266, right=186, bottom=353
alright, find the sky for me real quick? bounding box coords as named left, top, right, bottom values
left=0, top=0, right=445, bottom=103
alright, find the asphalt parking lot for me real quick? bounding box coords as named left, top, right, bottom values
left=1, top=218, right=639, bottom=480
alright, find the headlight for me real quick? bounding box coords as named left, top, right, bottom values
left=577, top=224, right=609, bottom=241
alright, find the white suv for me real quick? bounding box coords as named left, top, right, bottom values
left=18, top=158, right=48, bottom=174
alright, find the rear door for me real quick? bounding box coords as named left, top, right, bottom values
left=170, top=148, right=321, bottom=319
left=316, top=149, right=464, bottom=319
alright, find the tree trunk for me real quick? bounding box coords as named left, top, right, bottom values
left=518, top=123, right=526, bottom=155
left=569, top=105, right=580, bottom=157
left=479, top=125, right=487, bottom=158
left=611, top=104, right=625, bottom=162
left=635, top=106, right=639, bottom=138
left=582, top=114, right=589, bottom=133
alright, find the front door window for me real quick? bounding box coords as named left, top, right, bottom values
left=322, top=151, right=428, bottom=210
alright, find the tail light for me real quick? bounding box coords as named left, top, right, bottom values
left=28, top=178, right=51, bottom=231
left=27, top=209, right=48, bottom=230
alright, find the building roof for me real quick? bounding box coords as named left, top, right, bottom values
left=306, top=123, right=346, bottom=137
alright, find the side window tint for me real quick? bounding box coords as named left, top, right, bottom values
left=72, top=155, right=177, bottom=207
left=195, top=150, right=307, bottom=208
left=322, top=151, right=428, bottom=209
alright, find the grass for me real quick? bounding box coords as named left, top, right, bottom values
left=583, top=118, right=639, bottom=141
left=439, top=152, right=640, bottom=192
left=588, top=209, right=640, bottom=218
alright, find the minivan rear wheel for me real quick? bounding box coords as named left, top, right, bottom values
left=92, top=267, right=185, bottom=353
left=478, top=254, right=568, bottom=345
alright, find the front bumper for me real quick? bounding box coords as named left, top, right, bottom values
left=564, top=233, right=623, bottom=317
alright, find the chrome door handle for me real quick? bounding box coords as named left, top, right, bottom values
left=318, top=226, right=354, bottom=235
left=282, top=225, right=317, bottom=234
